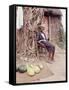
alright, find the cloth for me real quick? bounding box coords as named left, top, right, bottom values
left=36, top=32, right=55, bottom=53
left=36, top=32, right=48, bottom=41
left=16, top=7, right=23, bottom=30
left=40, top=40, right=55, bottom=53
left=41, top=33, right=46, bottom=40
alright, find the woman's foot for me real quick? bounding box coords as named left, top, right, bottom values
left=46, top=59, right=53, bottom=64
left=51, top=57, right=55, bottom=61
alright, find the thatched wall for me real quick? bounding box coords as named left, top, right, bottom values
left=16, top=7, right=64, bottom=58
left=16, top=7, right=44, bottom=57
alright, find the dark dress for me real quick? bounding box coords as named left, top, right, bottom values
left=36, top=32, right=55, bottom=53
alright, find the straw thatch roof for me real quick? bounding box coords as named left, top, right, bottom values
left=44, top=8, right=62, bottom=16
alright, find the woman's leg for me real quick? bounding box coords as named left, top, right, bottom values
left=48, top=52, right=52, bottom=60
left=44, top=41, right=55, bottom=60
left=38, top=41, right=55, bottom=61
left=51, top=46, right=55, bottom=60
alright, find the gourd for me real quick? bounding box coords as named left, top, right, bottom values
left=33, top=65, right=40, bottom=74
left=18, top=65, right=27, bottom=73
left=30, top=64, right=40, bottom=74
left=38, top=63, right=43, bottom=69
left=16, top=64, right=20, bottom=72
left=27, top=64, right=35, bottom=76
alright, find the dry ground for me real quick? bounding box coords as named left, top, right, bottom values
left=16, top=45, right=66, bottom=83
left=36, top=45, right=66, bottom=82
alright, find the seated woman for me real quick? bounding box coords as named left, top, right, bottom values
left=36, top=25, right=55, bottom=61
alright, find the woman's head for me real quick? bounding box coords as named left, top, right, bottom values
left=37, top=25, right=44, bottom=32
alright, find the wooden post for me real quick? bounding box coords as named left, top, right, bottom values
left=48, top=16, right=51, bottom=41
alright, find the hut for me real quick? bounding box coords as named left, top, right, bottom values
left=16, top=7, right=64, bottom=59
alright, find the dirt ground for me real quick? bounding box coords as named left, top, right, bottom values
left=16, top=45, right=66, bottom=83
left=37, top=45, right=66, bottom=82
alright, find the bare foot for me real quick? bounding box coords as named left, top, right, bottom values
left=46, top=59, right=53, bottom=64
left=51, top=58, right=55, bottom=62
